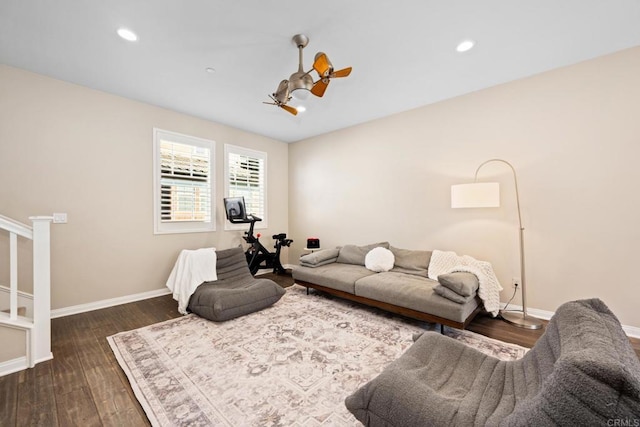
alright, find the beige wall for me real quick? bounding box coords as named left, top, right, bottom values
left=0, top=65, right=289, bottom=314
left=0, top=328, right=25, bottom=361
left=2, top=45, right=639, bottom=368
left=289, top=47, right=640, bottom=329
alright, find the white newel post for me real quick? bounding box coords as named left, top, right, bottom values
left=30, top=216, right=54, bottom=366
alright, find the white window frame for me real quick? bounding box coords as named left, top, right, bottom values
left=153, top=128, right=216, bottom=234
left=224, top=144, right=267, bottom=231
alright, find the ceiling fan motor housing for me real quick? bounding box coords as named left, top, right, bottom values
left=289, top=71, right=313, bottom=92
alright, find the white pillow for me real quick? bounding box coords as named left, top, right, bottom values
left=365, top=247, right=395, bottom=272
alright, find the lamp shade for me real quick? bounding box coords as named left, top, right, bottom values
left=451, top=182, right=500, bottom=208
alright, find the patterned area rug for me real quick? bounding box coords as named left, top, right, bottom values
left=108, top=285, right=528, bottom=426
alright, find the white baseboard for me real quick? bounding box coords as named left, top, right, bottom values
left=35, top=352, right=53, bottom=365
left=50, top=266, right=297, bottom=319
left=623, top=324, right=640, bottom=339
left=44, top=280, right=640, bottom=339
left=0, top=356, right=28, bottom=377
left=500, top=302, right=555, bottom=321
left=51, top=288, right=172, bottom=319
left=5, top=289, right=639, bottom=377
left=501, top=302, right=640, bottom=339
left=0, top=353, right=53, bottom=378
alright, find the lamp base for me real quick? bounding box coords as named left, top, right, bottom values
left=500, top=310, right=543, bottom=330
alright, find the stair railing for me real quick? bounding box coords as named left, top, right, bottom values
left=0, top=214, right=54, bottom=368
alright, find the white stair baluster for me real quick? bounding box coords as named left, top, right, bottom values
left=10, top=232, right=18, bottom=320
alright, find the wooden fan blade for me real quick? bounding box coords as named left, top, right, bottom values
left=313, top=53, right=331, bottom=76
left=331, top=67, right=352, bottom=78
left=281, top=104, right=298, bottom=116
left=311, top=79, right=329, bottom=97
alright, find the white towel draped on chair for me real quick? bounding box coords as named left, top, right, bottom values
left=166, top=248, right=217, bottom=314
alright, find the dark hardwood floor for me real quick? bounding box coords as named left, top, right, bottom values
left=1, top=275, right=639, bottom=426
left=0, top=295, right=180, bottom=427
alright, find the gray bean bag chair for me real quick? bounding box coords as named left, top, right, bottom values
left=187, top=246, right=285, bottom=321
left=345, top=298, right=640, bottom=426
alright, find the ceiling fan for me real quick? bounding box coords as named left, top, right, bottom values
left=263, top=34, right=352, bottom=115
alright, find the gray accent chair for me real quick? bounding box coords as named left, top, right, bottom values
left=187, top=246, right=285, bottom=321
left=345, top=298, right=640, bottom=426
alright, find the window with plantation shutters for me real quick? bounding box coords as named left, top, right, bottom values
left=224, top=144, right=267, bottom=230
left=153, top=129, right=215, bottom=234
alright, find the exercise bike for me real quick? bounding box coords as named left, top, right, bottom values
left=223, top=197, right=293, bottom=275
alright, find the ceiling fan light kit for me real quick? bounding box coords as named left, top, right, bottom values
left=289, top=72, right=313, bottom=99
left=263, top=34, right=352, bottom=115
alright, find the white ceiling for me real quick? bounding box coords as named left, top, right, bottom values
left=2, top=1, right=640, bottom=143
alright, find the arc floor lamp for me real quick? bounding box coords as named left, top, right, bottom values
left=451, top=159, right=542, bottom=330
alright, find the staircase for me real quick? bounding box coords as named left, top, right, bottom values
left=0, top=214, right=54, bottom=374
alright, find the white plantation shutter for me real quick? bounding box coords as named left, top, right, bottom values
left=225, top=144, right=267, bottom=229
left=160, top=141, right=210, bottom=222
left=153, top=129, right=215, bottom=234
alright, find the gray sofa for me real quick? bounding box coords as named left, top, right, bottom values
left=292, top=242, right=482, bottom=329
left=345, top=298, right=640, bottom=426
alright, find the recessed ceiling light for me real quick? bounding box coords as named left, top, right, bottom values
left=296, top=106, right=306, bottom=113
left=205, top=67, right=216, bottom=74
left=117, top=28, right=138, bottom=42
left=456, top=39, right=475, bottom=53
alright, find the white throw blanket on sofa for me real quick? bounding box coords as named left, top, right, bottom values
left=428, top=250, right=503, bottom=316
left=166, top=248, right=217, bottom=315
